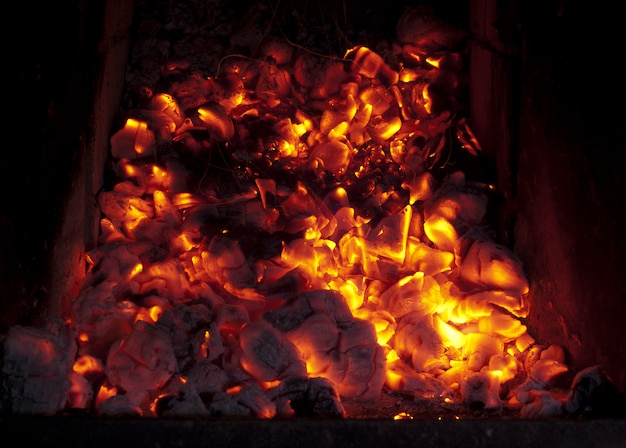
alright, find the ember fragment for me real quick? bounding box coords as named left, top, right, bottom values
left=266, top=376, right=346, bottom=418
left=458, top=239, right=530, bottom=295
left=566, top=365, right=624, bottom=418
left=460, top=371, right=502, bottom=411
left=152, top=382, right=210, bottom=417
left=110, top=118, right=156, bottom=159
left=519, top=390, right=566, bottom=418
left=106, top=320, right=177, bottom=405
left=0, top=324, right=76, bottom=414
left=97, top=394, right=142, bottom=416
left=238, top=320, right=307, bottom=382
left=183, top=360, right=229, bottom=395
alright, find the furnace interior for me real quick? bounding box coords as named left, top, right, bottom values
left=3, top=0, right=625, bottom=407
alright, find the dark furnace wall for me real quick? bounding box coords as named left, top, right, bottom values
left=517, top=1, right=625, bottom=391
left=470, top=0, right=625, bottom=392
left=1, top=0, right=107, bottom=331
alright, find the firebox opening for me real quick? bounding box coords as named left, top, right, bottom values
left=2, top=0, right=625, bottom=427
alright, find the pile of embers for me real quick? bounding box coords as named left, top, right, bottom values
left=1, top=1, right=620, bottom=419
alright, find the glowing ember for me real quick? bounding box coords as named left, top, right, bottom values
left=0, top=2, right=616, bottom=420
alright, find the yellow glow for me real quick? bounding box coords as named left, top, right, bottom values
left=123, top=163, right=138, bottom=178
left=152, top=93, right=182, bottom=126
left=423, top=214, right=458, bottom=252
left=425, top=57, right=442, bottom=68
left=255, top=178, right=276, bottom=210
left=386, top=349, right=400, bottom=363
left=334, top=187, right=348, bottom=202
left=515, top=332, right=535, bottom=353
left=348, top=46, right=381, bottom=79
left=373, top=116, right=402, bottom=141
left=155, top=92, right=176, bottom=108
left=153, top=189, right=167, bottom=204
left=134, top=120, right=151, bottom=154
left=278, top=139, right=297, bottom=157
left=95, top=383, right=117, bottom=405
left=316, top=238, right=336, bottom=251
left=394, top=412, right=413, bottom=420
left=197, top=105, right=234, bottom=140
left=438, top=363, right=468, bottom=386
left=433, top=316, right=466, bottom=349
left=422, top=85, right=432, bottom=114
left=300, top=349, right=330, bottom=375
left=153, top=190, right=177, bottom=223
left=353, top=309, right=396, bottom=345
left=98, top=218, right=124, bottom=243
left=173, top=232, right=195, bottom=252
left=402, top=171, right=437, bottom=205
left=134, top=308, right=151, bottom=324
left=73, top=355, right=103, bottom=375
left=123, top=203, right=151, bottom=234
left=489, top=354, right=519, bottom=383
left=85, top=253, right=96, bottom=267
left=329, top=121, right=350, bottom=139
left=463, top=333, right=504, bottom=371
left=391, top=85, right=403, bottom=109
left=151, top=164, right=168, bottom=179
left=282, top=237, right=315, bottom=262
left=478, top=312, right=527, bottom=341
left=399, top=68, right=419, bottom=82
left=304, top=227, right=320, bottom=241
left=358, top=85, right=393, bottom=116
left=398, top=275, right=414, bottom=288
left=126, top=117, right=140, bottom=132
left=170, top=192, right=202, bottom=209
left=78, top=333, right=89, bottom=343
left=116, top=118, right=146, bottom=156
left=108, top=111, right=151, bottom=158
left=125, top=218, right=146, bottom=236
left=483, top=259, right=530, bottom=295
left=386, top=367, right=404, bottom=390
left=352, top=103, right=373, bottom=130
left=149, top=305, right=163, bottom=322
left=295, top=109, right=314, bottom=131
left=149, top=393, right=168, bottom=414
left=338, top=278, right=364, bottom=311
left=338, top=233, right=365, bottom=267
left=129, top=262, right=143, bottom=278
left=389, top=139, right=406, bottom=161
left=199, top=330, right=211, bottom=358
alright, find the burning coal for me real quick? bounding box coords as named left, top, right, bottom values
left=1, top=1, right=618, bottom=419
